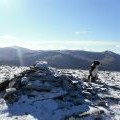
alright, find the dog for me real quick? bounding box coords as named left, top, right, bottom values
left=88, top=61, right=101, bottom=82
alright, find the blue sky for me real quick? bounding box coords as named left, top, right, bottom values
left=0, top=0, right=120, bottom=53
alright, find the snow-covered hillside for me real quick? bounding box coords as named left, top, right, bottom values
left=0, top=65, right=120, bottom=120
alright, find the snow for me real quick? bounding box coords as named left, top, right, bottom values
left=0, top=66, right=120, bottom=120
left=0, top=66, right=29, bottom=82
left=59, top=69, right=120, bottom=120
left=35, top=61, right=48, bottom=70
left=6, top=88, right=16, bottom=94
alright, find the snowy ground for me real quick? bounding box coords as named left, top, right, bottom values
left=0, top=65, right=29, bottom=83
left=60, top=69, right=120, bottom=120
left=0, top=66, right=120, bottom=120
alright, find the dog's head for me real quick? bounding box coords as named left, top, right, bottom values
left=91, top=61, right=101, bottom=69
left=93, top=61, right=100, bottom=66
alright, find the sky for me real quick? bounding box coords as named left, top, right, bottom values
left=0, top=0, right=120, bottom=53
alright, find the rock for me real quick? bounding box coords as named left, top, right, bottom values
left=62, top=79, right=75, bottom=90
left=110, top=111, right=115, bottom=115
left=3, top=93, right=13, bottom=101
left=29, top=72, right=47, bottom=77
left=76, top=84, right=82, bottom=90
left=53, top=91, right=68, bottom=100
left=23, top=83, right=51, bottom=92
left=82, top=77, right=89, bottom=82
left=8, top=78, right=21, bottom=89
left=94, top=117, right=102, bottom=120
left=84, top=99, right=92, bottom=105
left=86, top=88, right=94, bottom=93
left=35, top=61, right=49, bottom=70
left=50, top=80, right=62, bottom=87
left=21, top=69, right=36, bottom=76
left=73, top=98, right=84, bottom=106
left=21, top=76, right=29, bottom=86
left=3, top=88, right=17, bottom=101
left=97, top=100, right=108, bottom=107
left=6, top=88, right=16, bottom=94
left=82, top=91, right=92, bottom=100
left=29, top=75, right=55, bottom=82
left=99, top=88, right=108, bottom=92
left=109, top=85, right=120, bottom=90
left=39, top=75, right=55, bottom=81
left=71, top=80, right=79, bottom=84
left=101, top=95, right=120, bottom=101
left=83, top=82, right=89, bottom=88
left=79, top=106, right=105, bottom=119
left=53, top=104, right=89, bottom=120
left=0, top=80, right=9, bottom=91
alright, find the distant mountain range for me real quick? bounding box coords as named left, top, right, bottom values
left=0, top=46, right=120, bottom=71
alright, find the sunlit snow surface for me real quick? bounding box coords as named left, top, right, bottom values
left=0, top=66, right=120, bottom=120
left=60, top=69, right=120, bottom=120
left=0, top=65, right=30, bottom=82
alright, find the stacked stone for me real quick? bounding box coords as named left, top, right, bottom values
left=0, top=61, right=111, bottom=119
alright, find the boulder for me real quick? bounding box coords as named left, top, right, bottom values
left=8, top=78, right=21, bottom=89
left=35, top=61, right=49, bottom=70
left=23, top=83, right=51, bottom=92
left=3, top=88, right=17, bottom=102
left=86, top=88, right=94, bottom=93
left=82, top=91, right=92, bottom=100
left=21, top=69, right=36, bottom=76
left=0, top=80, right=9, bottom=91
left=21, top=76, right=29, bottom=86
left=62, top=79, right=75, bottom=90
left=97, top=100, right=108, bottom=107
left=6, top=88, right=16, bottom=94
left=78, top=106, right=105, bottom=119
left=99, top=88, right=108, bottom=92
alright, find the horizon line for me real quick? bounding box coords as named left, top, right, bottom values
left=0, top=45, right=119, bottom=55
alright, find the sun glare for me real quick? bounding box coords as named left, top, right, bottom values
left=1, top=0, right=15, bottom=8
left=2, top=0, right=9, bottom=5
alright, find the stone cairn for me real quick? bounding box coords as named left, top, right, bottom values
left=0, top=61, right=110, bottom=119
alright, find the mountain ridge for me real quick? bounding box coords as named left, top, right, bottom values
left=0, top=46, right=120, bottom=71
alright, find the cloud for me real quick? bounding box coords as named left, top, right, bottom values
left=116, top=45, right=120, bottom=48
left=74, top=30, right=89, bottom=35
left=0, top=38, right=120, bottom=54
left=0, top=34, right=17, bottom=40
left=17, top=40, right=120, bottom=52
left=0, top=34, right=19, bottom=47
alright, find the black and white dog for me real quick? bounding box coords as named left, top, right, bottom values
left=88, top=61, right=101, bottom=82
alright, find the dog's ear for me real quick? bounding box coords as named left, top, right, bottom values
left=93, top=61, right=100, bottom=65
